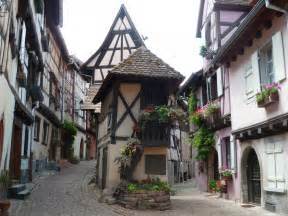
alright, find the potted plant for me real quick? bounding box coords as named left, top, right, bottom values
left=0, top=171, right=11, bottom=214
left=209, top=180, right=219, bottom=193
left=256, top=83, right=280, bottom=108
left=220, top=169, right=233, bottom=181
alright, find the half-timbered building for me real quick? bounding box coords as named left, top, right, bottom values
left=32, top=0, right=67, bottom=176
left=192, top=0, right=288, bottom=214
left=81, top=4, right=145, bottom=114
left=93, top=47, right=184, bottom=190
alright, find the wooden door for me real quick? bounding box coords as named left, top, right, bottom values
left=101, top=147, right=108, bottom=189
left=0, top=119, right=4, bottom=166
left=10, top=124, right=22, bottom=180
left=247, top=149, right=261, bottom=204
left=80, top=139, right=84, bottom=160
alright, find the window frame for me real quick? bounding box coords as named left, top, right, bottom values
left=145, top=155, right=166, bottom=175
left=34, top=116, right=41, bottom=141
left=42, top=121, right=49, bottom=145
left=259, top=41, right=275, bottom=87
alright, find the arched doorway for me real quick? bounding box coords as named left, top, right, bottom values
left=241, top=147, right=261, bottom=205
left=208, top=148, right=219, bottom=183
left=247, top=149, right=261, bottom=204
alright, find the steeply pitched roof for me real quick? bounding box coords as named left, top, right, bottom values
left=93, top=47, right=184, bottom=103
left=81, top=4, right=145, bottom=70
left=81, top=4, right=145, bottom=112
left=110, top=47, right=184, bottom=80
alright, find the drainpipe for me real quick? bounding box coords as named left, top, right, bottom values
left=265, top=0, right=287, bottom=14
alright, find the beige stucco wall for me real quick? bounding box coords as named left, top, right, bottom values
left=0, top=0, right=21, bottom=170
left=74, top=130, right=86, bottom=159
left=98, top=89, right=113, bottom=140
left=32, top=112, right=52, bottom=160
left=0, top=77, right=15, bottom=170
left=230, top=16, right=288, bottom=131
left=116, top=83, right=141, bottom=137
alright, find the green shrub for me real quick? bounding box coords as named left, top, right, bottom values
left=188, top=93, right=198, bottom=114
left=190, top=112, right=203, bottom=127
left=62, top=120, right=77, bottom=136
left=190, top=127, right=215, bottom=161
left=126, top=178, right=171, bottom=193
left=209, top=180, right=219, bottom=192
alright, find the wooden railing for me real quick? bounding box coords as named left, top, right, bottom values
left=140, top=121, right=170, bottom=147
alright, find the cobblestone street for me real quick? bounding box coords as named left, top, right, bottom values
left=7, top=161, right=280, bottom=216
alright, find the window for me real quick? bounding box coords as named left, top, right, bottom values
left=141, top=82, right=168, bottom=109
left=259, top=42, right=274, bottom=86
left=224, top=137, right=231, bottom=169
left=244, top=61, right=254, bottom=99
left=42, top=121, right=49, bottom=145
left=206, top=74, right=217, bottom=101
left=34, top=116, right=41, bottom=141
left=205, top=18, right=212, bottom=47
left=107, top=109, right=112, bottom=131
left=145, top=155, right=166, bottom=175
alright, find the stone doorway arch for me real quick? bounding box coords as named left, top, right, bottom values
left=241, top=147, right=262, bottom=205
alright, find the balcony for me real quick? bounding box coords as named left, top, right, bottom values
left=140, top=121, right=170, bottom=147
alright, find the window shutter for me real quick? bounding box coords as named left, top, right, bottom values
left=217, top=68, right=223, bottom=97
left=275, top=153, right=285, bottom=189
left=217, top=137, right=222, bottom=169
left=251, top=51, right=261, bottom=93
left=230, top=135, right=236, bottom=171
left=272, top=31, right=286, bottom=82
left=266, top=143, right=276, bottom=188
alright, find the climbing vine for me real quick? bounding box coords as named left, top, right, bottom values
left=190, top=126, right=215, bottom=161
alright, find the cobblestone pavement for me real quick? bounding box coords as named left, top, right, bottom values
left=9, top=161, right=280, bottom=216
left=10, top=161, right=119, bottom=216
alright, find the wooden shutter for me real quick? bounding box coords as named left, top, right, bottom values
left=216, top=137, right=222, bottom=169
left=251, top=51, right=261, bottom=93
left=230, top=135, right=236, bottom=170
left=272, top=31, right=286, bottom=82
left=217, top=68, right=223, bottom=97
left=145, top=155, right=166, bottom=175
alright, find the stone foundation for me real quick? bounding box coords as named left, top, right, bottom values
left=119, top=191, right=171, bottom=211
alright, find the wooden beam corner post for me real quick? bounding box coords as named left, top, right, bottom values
left=111, top=82, right=120, bottom=144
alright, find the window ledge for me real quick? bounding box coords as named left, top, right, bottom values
left=264, top=187, right=286, bottom=194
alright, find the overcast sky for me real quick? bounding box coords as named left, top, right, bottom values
left=61, top=0, right=203, bottom=80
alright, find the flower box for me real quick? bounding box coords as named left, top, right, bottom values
left=222, top=175, right=233, bottom=181
left=256, top=83, right=280, bottom=108
left=257, top=91, right=279, bottom=108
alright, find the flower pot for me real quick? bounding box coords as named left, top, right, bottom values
left=222, top=175, right=233, bottom=181
left=257, top=91, right=279, bottom=108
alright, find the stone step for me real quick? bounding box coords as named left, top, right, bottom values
left=16, top=189, right=31, bottom=200
left=8, top=184, right=26, bottom=195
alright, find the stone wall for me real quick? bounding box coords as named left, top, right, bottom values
left=119, top=191, right=171, bottom=211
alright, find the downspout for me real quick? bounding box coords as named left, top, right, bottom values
left=265, top=0, right=287, bottom=14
